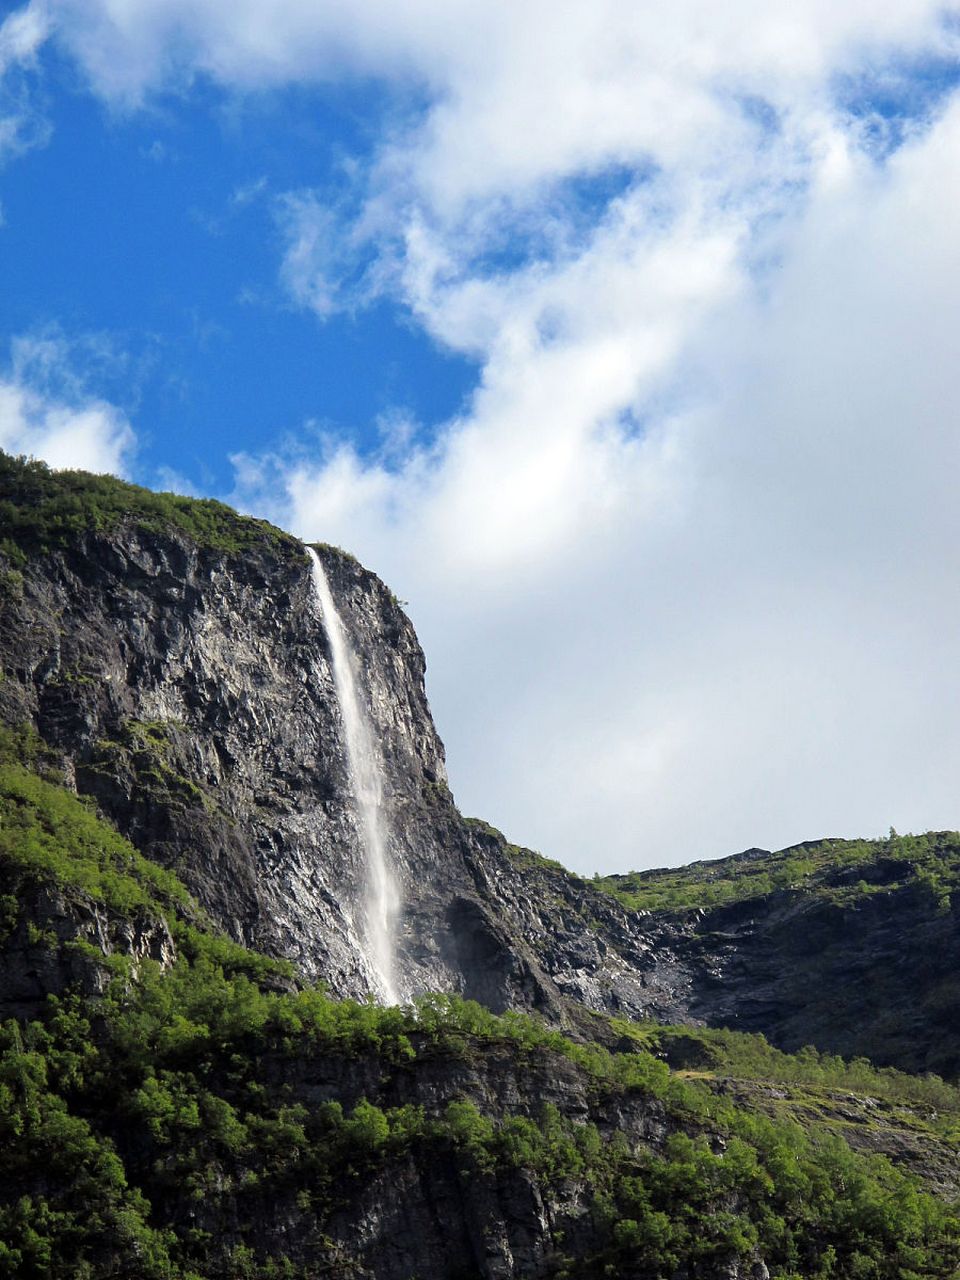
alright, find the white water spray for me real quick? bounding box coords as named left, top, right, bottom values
left=306, top=547, right=400, bottom=1004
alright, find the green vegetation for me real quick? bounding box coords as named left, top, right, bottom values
left=307, top=540, right=360, bottom=568
left=0, top=452, right=302, bottom=558
left=613, top=1021, right=960, bottom=1143
left=0, top=724, right=289, bottom=985
left=595, top=830, right=960, bottom=914
left=678, top=1023, right=960, bottom=1109
left=0, top=731, right=190, bottom=918
left=1, top=744, right=959, bottom=1276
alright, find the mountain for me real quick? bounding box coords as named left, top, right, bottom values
left=1, top=451, right=959, bottom=1278
left=0, top=452, right=654, bottom=1023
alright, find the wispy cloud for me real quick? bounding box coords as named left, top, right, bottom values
left=230, top=174, right=267, bottom=207
left=0, top=1, right=52, bottom=167
left=0, top=2, right=49, bottom=72
left=274, top=188, right=380, bottom=319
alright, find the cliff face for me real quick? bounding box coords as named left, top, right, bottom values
left=0, top=471, right=655, bottom=1021
left=3, top=518, right=455, bottom=998
left=630, top=859, right=960, bottom=1078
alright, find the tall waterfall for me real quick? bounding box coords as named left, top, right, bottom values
left=306, top=547, right=400, bottom=1004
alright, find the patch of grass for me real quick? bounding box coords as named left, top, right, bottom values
left=0, top=755, right=191, bottom=918
left=0, top=451, right=302, bottom=558
left=616, top=1021, right=960, bottom=1128
left=307, top=541, right=361, bottom=568
left=595, top=831, right=960, bottom=915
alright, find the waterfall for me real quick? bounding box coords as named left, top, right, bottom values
left=306, top=547, right=400, bottom=1005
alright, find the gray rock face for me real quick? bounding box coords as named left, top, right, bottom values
left=651, top=871, right=960, bottom=1078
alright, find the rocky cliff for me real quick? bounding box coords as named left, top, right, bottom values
left=593, top=833, right=960, bottom=1078
left=0, top=455, right=668, bottom=1028
left=3, top=454, right=960, bottom=1278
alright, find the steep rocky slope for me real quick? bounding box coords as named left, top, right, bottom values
left=594, top=834, right=960, bottom=1078
left=0, top=458, right=578, bottom=1011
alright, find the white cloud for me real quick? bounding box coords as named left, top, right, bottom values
left=0, top=379, right=135, bottom=473
left=39, top=0, right=960, bottom=869
left=0, top=1, right=52, bottom=166
left=230, top=175, right=267, bottom=206
left=275, top=191, right=353, bottom=318
left=0, top=2, right=49, bottom=71
left=0, top=335, right=135, bottom=474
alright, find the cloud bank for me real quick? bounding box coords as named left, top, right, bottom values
left=0, top=335, right=136, bottom=475
left=20, top=0, right=960, bottom=868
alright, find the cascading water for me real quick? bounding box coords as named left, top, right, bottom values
left=306, top=547, right=400, bottom=1004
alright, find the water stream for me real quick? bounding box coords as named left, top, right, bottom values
left=306, top=547, right=400, bottom=1004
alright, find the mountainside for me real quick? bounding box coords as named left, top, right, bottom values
left=2, top=723, right=959, bottom=1279
left=595, top=831, right=960, bottom=1078
left=2, top=452, right=960, bottom=1278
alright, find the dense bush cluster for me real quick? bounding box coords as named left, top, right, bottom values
left=1, top=744, right=959, bottom=1277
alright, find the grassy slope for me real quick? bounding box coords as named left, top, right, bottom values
left=0, top=452, right=301, bottom=560
left=0, top=730, right=959, bottom=1278
left=594, top=830, right=960, bottom=915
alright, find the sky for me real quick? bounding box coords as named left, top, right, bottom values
left=2, top=1, right=960, bottom=875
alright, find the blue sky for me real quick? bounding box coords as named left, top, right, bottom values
left=0, top=51, right=477, bottom=489
left=3, top=1, right=960, bottom=873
